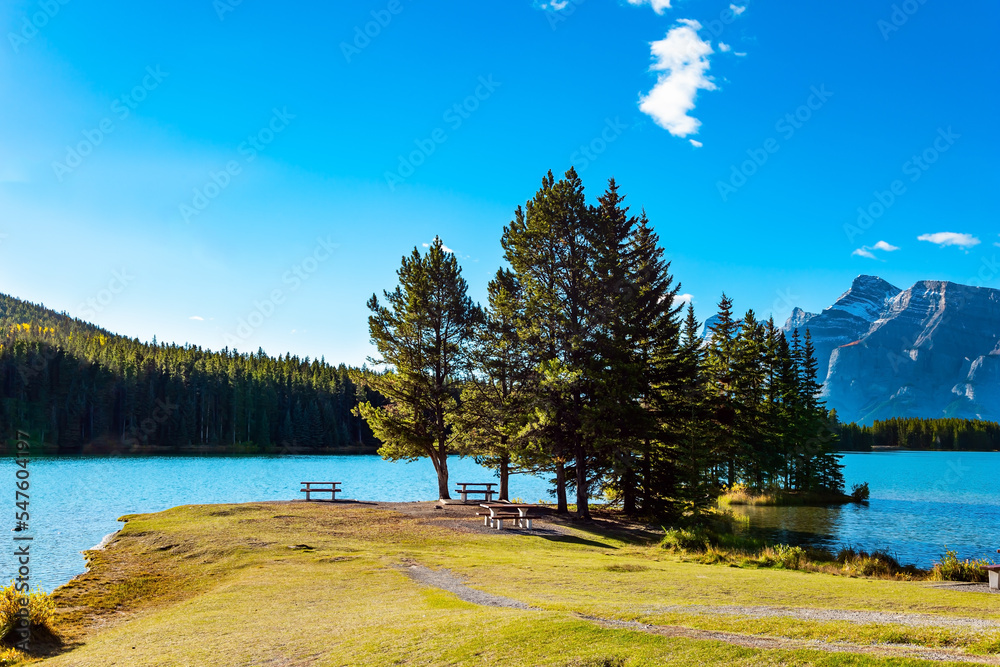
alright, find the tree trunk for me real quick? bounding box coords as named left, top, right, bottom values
left=499, top=454, right=509, bottom=501
left=623, top=462, right=636, bottom=516
left=434, top=444, right=451, bottom=500
left=640, top=445, right=651, bottom=513
left=555, top=460, right=568, bottom=513
left=575, top=443, right=590, bottom=520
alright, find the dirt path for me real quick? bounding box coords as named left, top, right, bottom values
left=585, top=615, right=1000, bottom=665
left=650, top=604, right=1000, bottom=631
left=403, top=561, right=1000, bottom=665
left=401, top=564, right=534, bottom=610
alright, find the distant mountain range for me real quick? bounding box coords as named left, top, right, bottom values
left=782, top=275, right=1000, bottom=425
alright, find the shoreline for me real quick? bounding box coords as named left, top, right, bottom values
left=31, top=500, right=1000, bottom=666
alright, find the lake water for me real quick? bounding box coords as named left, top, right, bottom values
left=734, top=451, right=999, bottom=569
left=4, top=451, right=996, bottom=591
left=6, top=455, right=556, bottom=592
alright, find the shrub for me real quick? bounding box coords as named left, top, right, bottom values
left=931, top=549, right=990, bottom=582
left=773, top=544, right=807, bottom=570
left=660, top=527, right=711, bottom=552
left=0, top=581, right=55, bottom=645
left=850, top=482, right=870, bottom=502
left=717, top=484, right=782, bottom=507
left=837, top=546, right=908, bottom=577
left=0, top=647, right=23, bottom=666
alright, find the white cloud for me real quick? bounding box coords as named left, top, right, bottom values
left=638, top=21, right=716, bottom=138
left=627, top=0, right=672, bottom=14
left=730, top=4, right=746, bottom=15
left=718, top=42, right=732, bottom=52
left=423, top=240, right=454, bottom=254
left=734, top=52, right=747, bottom=57
left=853, top=240, right=899, bottom=259
left=538, top=0, right=569, bottom=9
left=689, top=139, right=703, bottom=148
left=189, top=316, right=204, bottom=321
left=917, top=232, right=980, bottom=249
left=674, top=293, right=694, bottom=305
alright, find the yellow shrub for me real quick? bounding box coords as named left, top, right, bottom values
left=0, top=582, right=55, bottom=643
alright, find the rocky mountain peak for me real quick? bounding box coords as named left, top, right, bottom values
left=827, top=275, right=902, bottom=322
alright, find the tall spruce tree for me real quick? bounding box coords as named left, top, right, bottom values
left=502, top=169, right=598, bottom=517
left=589, top=187, right=682, bottom=516
left=353, top=237, right=477, bottom=500
left=705, top=294, right=738, bottom=487
left=450, top=269, right=534, bottom=500
left=671, top=303, right=713, bottom=514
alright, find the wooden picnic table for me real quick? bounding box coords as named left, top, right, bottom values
left=454, top=482, right=497, bottom=502
left=985, top=563, right=1000, bottom=590
left=300, top=481, right=341, bottom=502
left=478, top=503, right=536, bottom=530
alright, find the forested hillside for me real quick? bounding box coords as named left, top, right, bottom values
left=837, top=417, right=1000, bottom=451
left=0, top=294, right=380, bottom=454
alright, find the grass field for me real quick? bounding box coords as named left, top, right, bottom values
left=19, top=501, right=1000, bottom=666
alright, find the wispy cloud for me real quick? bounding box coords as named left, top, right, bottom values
left=638, top=20, right=716, bottom=138
left=689, top=139, right=703, bottom=148
left=917, top=232, right=980, bottom=249
left=189, top=316, right=205, bottom=321
left=718, top=42, right=732, bottom=52
left=730, top=4, right=747, bottom=15
left=853, top=240, right=899, bottom=259
left=535, top=0, right=570, bottom=9
left=627, top=0, right=672, bottom=14
left=422, top=241, right=455, bottom=254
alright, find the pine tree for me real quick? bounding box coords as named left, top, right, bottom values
left=705, top=294, right=738, bottom=488
left=353, top=237, right=478, bottom=500
left=502, top=169, right=598, bottom=517
left=450, top=269, right=535, bottom=500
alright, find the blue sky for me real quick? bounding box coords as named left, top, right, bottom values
left=0, top=0, right=997, bottom=366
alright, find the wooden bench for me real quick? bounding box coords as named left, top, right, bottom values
left=300, top=481, right=341, bottom=502
left=477, top=512, right=522, bottom=529
left=478, top=503, right=536, bottom=530
left=454, top=482, right=496, bottom=503
left=984, top=564, right=1000, bottom=590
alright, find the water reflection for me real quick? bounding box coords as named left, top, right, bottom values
left=730, top=451, right=1000, bottom=568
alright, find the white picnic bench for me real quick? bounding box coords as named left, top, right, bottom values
left=986, top=563, right=1000, bottom=590
left=454, top=482, right=497, bottom=502
left=300, top=481, right=341, bottom=501
left=478, top=503, right=536, bottom=530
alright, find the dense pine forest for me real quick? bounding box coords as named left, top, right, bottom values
left=0, top=295, right=380, bottom=454
left=355, top=169, right=846, bottom=519
left=838, top=417, right=1000, bottom=451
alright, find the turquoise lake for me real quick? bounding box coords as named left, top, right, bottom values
left=5, top=451, right=997, bottom=591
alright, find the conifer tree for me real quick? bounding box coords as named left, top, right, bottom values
left=705, top=294, right=738, bottom=487
left=502, top=168, right=599, bottom=517
left=354, top=237, right=478, bottom=500
left=450, top=269, right=534, bottom=500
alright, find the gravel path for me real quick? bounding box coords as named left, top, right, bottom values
left=585, top=616, right=1000, bottom=665
left=650, top=604, right=1000, bottom=632
left=401, top=564, right=535, bottom=610
left=401, top=561, right=1000, bottom=663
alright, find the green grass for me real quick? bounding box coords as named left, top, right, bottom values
left=21, top=502, right=1000, bottom=666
